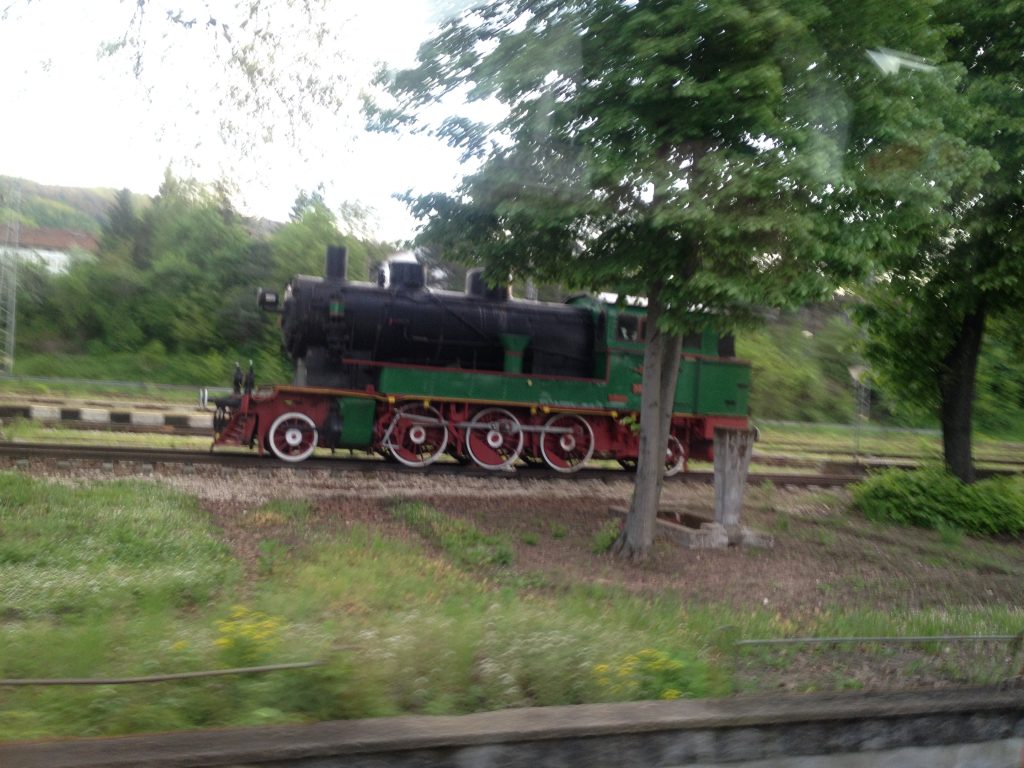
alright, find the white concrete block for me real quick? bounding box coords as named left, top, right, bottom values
left=130, top=412, right=165, bottom=427
left=79, top=408, right=111, bottom=423
left=188, top=413, right=213, bottom=429
left=29, top=405, right=61, bottom=421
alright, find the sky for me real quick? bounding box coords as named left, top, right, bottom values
left=0, top=0, right=478, bottom=241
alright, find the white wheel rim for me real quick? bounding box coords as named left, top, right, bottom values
left=384, top=404, right=447, bottom=467
left=665, top=436, right=685, bottom=477
left=466, top=408, right=523, bottom=470
left=541, top=414, right=594, bottom=473
left=268, top=412, right=318, bottom=463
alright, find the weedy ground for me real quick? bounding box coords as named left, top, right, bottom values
left=0, top=462, right=1022, bottom=742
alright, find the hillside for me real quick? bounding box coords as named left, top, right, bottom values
left=0, top=176, right=133, bottom=235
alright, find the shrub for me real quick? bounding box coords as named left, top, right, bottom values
left=593, top=648, right=711, bottom=701
left=215, top=605, right=284, bottom=667
left=852, top=467, right=1024, bottom=536
left=591, top=519, right=622, bottom=553
left=549, top=523, right=568, bottom=540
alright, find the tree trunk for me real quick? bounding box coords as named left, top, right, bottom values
left=938, top=305, right=986, bottom=483
left=612, top=287, right=682, bottom=561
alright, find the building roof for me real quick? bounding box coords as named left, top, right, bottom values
left=3, top=226, right=99, bottom=254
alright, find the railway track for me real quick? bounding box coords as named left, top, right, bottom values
left=0, top=442, right=864, bottom=488
left=5, top=396, right=1024, bottom=475
left=47, top=422, right=1024, bottom=472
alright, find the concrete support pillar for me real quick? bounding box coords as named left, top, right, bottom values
left=713, top=427, right=756, bottom=528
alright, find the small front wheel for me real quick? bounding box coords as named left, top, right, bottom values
left=267, top=412, right=319, bottom=463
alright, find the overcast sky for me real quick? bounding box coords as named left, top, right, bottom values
left=0, top=0, right=477, bottom=241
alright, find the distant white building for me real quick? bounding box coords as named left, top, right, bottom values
left=1, top=226, right=99, bottom=272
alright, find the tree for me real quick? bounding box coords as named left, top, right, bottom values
left=3, top=1, right=356, bottom=159
left=107, top=1, right=355, bottom=154
left=274, top=191, right=392, bottom=285
left=273, top=192, right=350, bottom=284
left=856, top=0, right=1023, bottom=483
left=376, top=0, right=975, bottom=558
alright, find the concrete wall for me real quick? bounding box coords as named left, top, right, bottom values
left=2, top=686, right=1022, bottom=768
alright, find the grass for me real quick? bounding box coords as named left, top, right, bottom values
left=0, top=474, right=235, bottom=618
left=0, top=418, right=212, bottom=451
left=753, top=420, right=1024, bottom=463
left=0, top=373, right=202, bottom=406
left=2, top=468, right=1024, bottom=742
left=0, top=475, right=761, bottom=739
left=591, top=518, right=622, bottom=553
left=389, top=500, right=514, bottom=567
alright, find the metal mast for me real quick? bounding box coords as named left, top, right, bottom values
left=0, top=180, right=19, bottom=375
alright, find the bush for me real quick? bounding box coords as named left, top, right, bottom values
left=852, top=467, right=1024, bottom=536
left=593, top=648, right=711, bottom=701
left=591, top=519, right=622, bottom=553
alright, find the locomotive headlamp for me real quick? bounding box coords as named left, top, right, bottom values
left=257, top=288, right=280, bottom=311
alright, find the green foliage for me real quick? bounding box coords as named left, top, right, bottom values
left=14, top=349, right=289, bottom=388
left=215, top=605, right=285, bottom=667
left=594, top=648, right=710, bottom=701
left=549, top=523, right=568, bottom=540
left=12, top=174, right=396, bottom=386
left=21, top=197, right=101, bottom=233
left=389, top=501, right=514, bottom=567
left=732, top=301, right=1024, bottom=434
left=380, top=0, right=964, bottom=328
left=973, top=316, right=1024, bottom=438
left=0, top=176, right=116, bottom=234
left=852, top=467, right=1024, bottom=536
left=738, top=314, right=856, bottom=422
left=272, top=193, right=351, bottom=284
left=855, top=1, right=1024, bottom=471
left=592, top=519, right=623, bottom=554
left=257, top=539, right=289, bottom=576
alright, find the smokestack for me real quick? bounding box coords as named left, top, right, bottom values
left=465, top=268, right=510, bottom=301
left=325, top=245, right=347, bottom=282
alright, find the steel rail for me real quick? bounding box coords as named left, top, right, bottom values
left=0, top=442, right=862, bottom=487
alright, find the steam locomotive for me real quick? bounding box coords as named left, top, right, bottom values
left=211, top=246, right=750, bottom=471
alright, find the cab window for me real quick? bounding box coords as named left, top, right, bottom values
left=616, top=315, right=644, bottom=342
